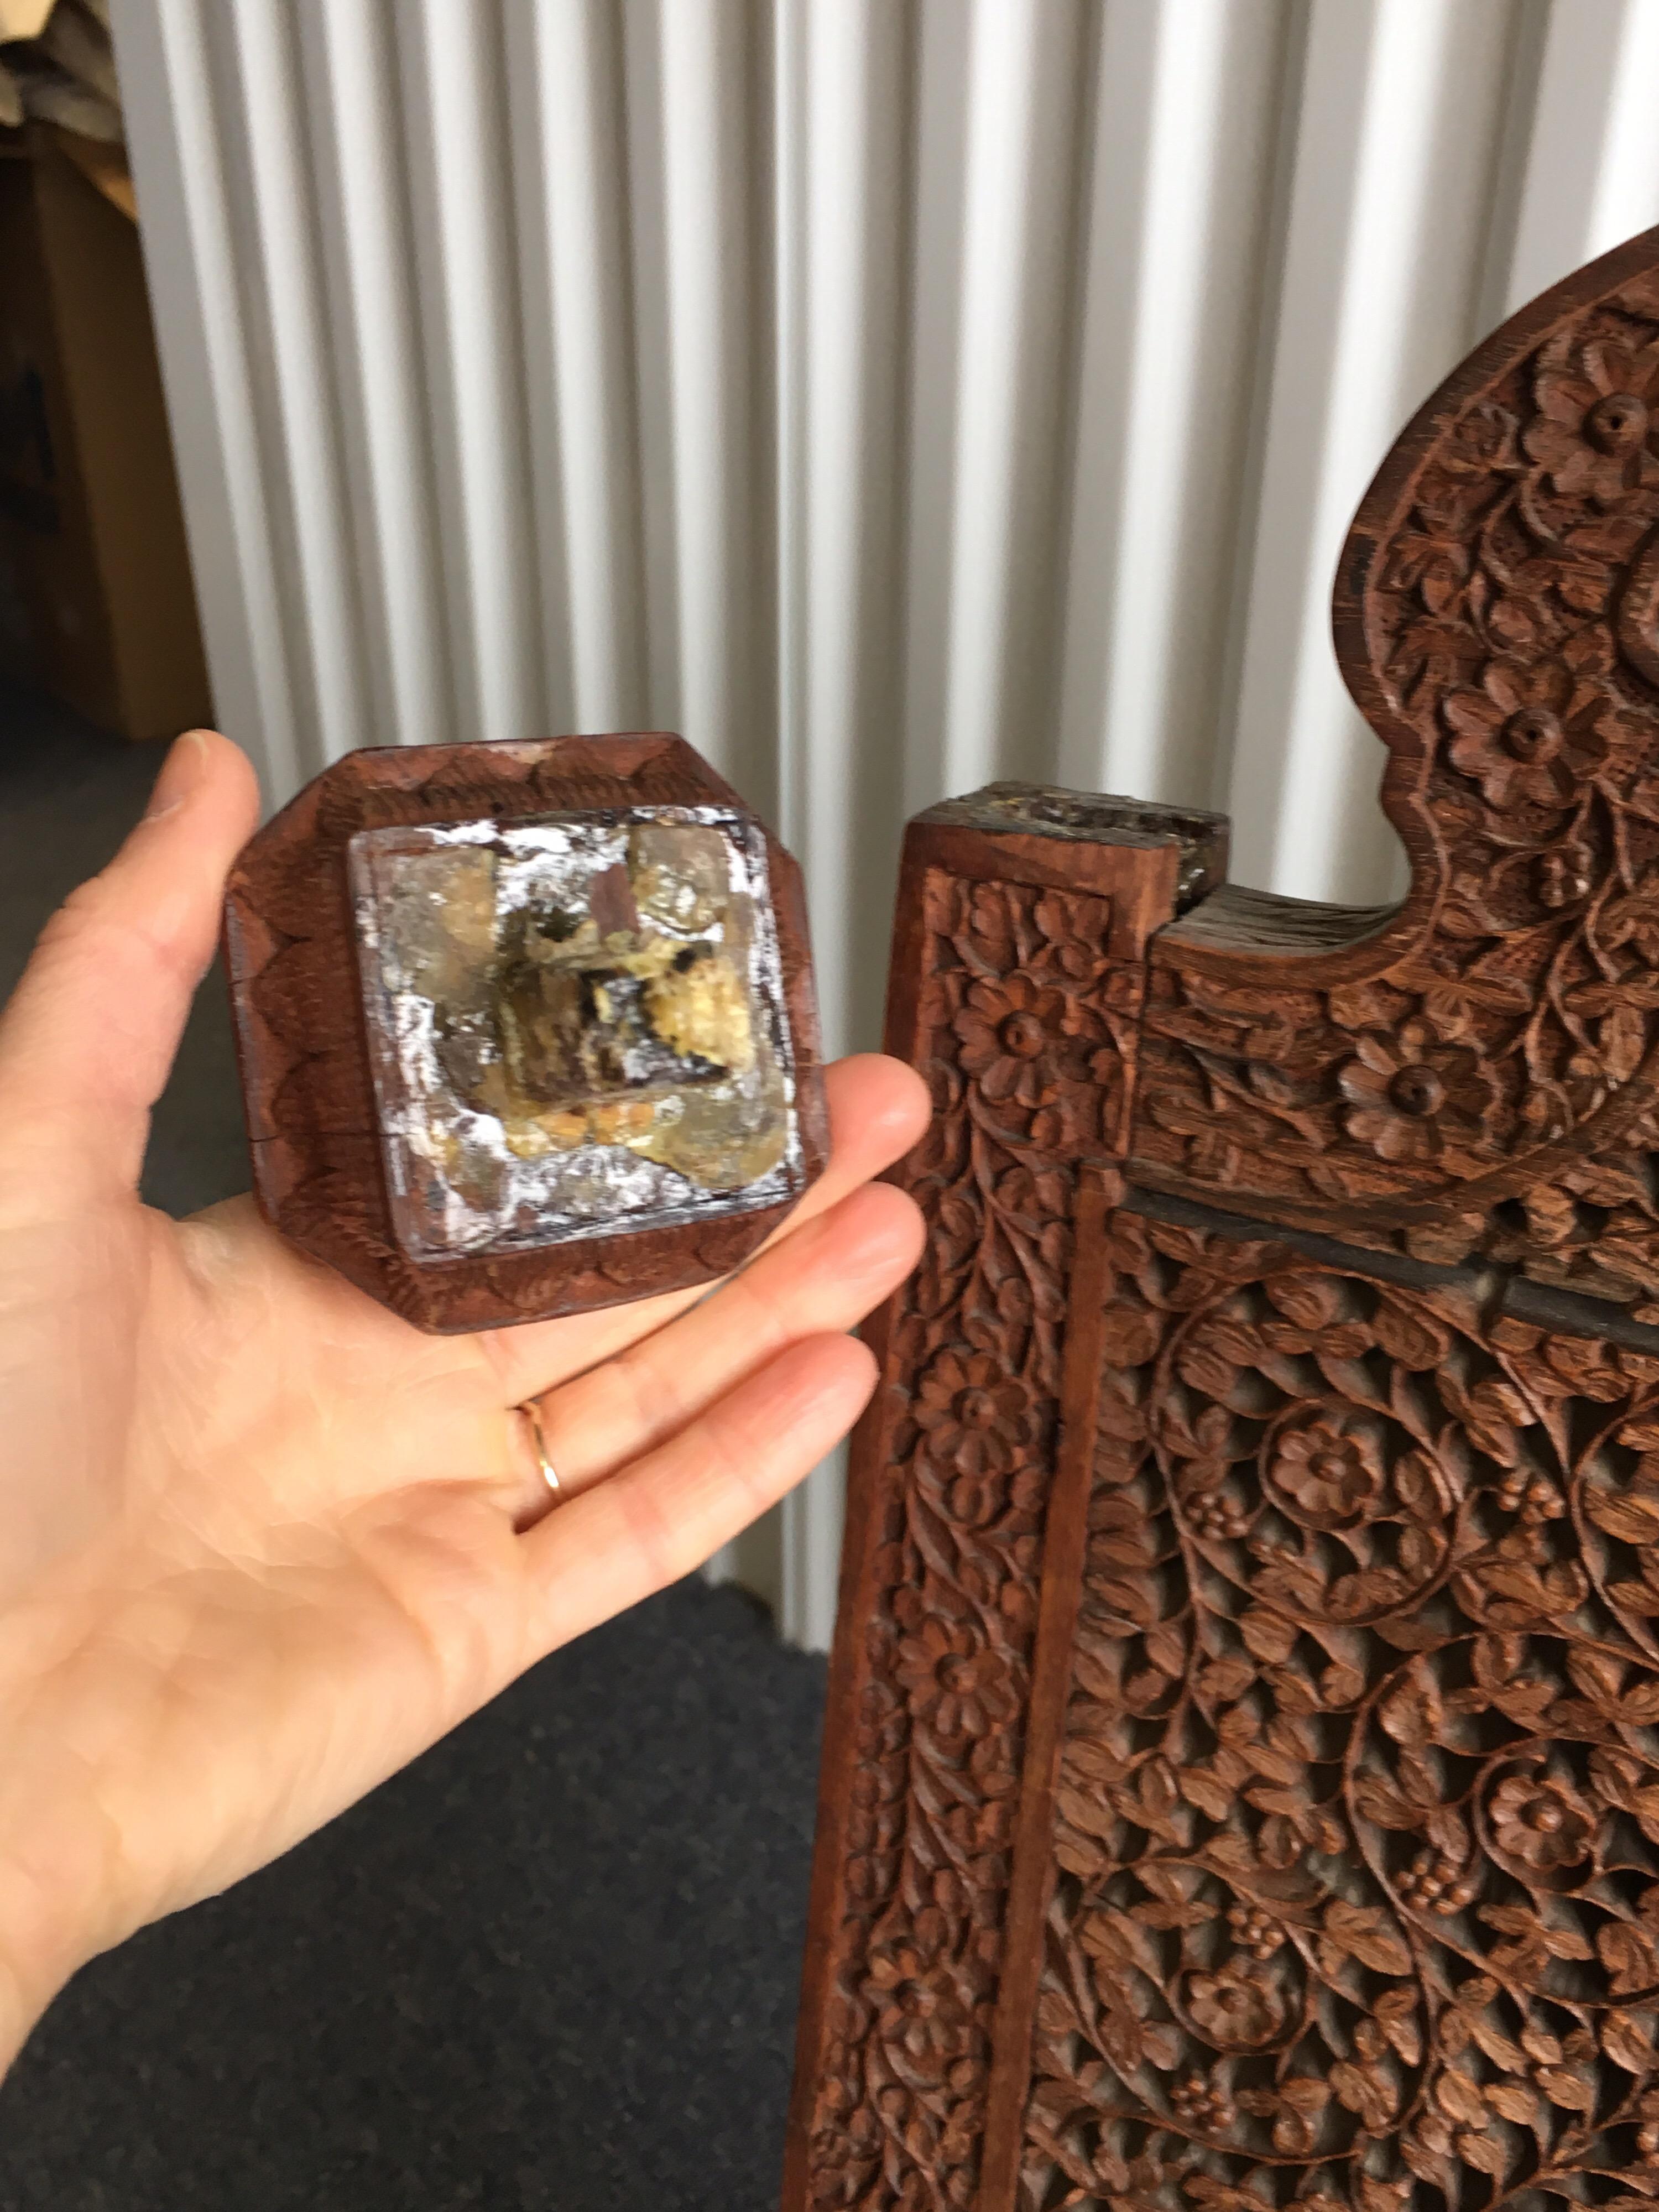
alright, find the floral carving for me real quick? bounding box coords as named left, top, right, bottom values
left=915, top=1347, right=1034, bottom=1477
left=953, top=974, right=1105, bottom=1112
left=1335, top=1022, right=1499, bottom=1162
left=800, top=871, right=1128, bottom=2212
left=797, top=239, right=1659, bottom=2212
left=1443, top=654, right=1616, bottom=809
left=1487, top=1767, right=1595, bottom=1874
left=895, top=1617, right=1021, bottom=1741
left=1525, top=327, right=1659, bottom=504
left=1019, top=1208, right=1659, bottom=2212
left=866, top=1910, right=985, bottom=2072
left=1535, top=839, right=1595, bottom=908
left=1132, top=246, right=1659, bottom=1314
left=1265, top=1407, right=1387, bottom=1525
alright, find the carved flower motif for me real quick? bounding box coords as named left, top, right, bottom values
left=937, top=2100, right=981, bottom=2168
left=1182, top=1964, right=1286, bottom=2048
left=1170, top=2068, right=1235, bottom=2131
left=1489, top=1768, right=1597, bottom=1871
left=1337, top=1020, right=1500, bottom=1162
left=1525, top=332, right=1659, bottom=505
left=1443, top=656, right=1612, bottom=808
left=1030, top=887, right=1112, bottom=984
left=866, top=1913, right=975, bottom=2074
left=895, top=1617, right=1019, bottom=1740
left=1268, top=1410, right=1387, bottom=1527
left=916, top=1347, right=1033, bottom=1475
left=811, top=2065, right=872, bottom=2140
left=952, top=972, right=1108, bottom=1113
left=952, top=876, right=1109, bottom=985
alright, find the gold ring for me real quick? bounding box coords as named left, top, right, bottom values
left=517, top=1399, right=562, bottom=1504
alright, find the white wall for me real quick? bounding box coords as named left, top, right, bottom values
left=111, top=0, right=1659, bottom=1647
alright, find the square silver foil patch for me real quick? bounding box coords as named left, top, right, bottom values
left=349, top=808, right=804, bottom=1261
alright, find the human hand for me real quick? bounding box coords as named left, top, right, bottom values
left=0, top=731, right=926, bottom=2069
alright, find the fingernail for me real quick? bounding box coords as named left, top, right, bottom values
left=143, top=729, right=210, bottom=821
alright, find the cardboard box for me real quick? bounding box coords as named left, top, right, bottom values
left=0, top=124, right=211, bottom=741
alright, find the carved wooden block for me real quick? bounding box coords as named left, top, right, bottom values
left=223, top=734, right=826, bottom=1333
left=785, top=226, right=1659, bottom=2211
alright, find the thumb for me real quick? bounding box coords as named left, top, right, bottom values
left=0, top=730, right=262, bottom=1213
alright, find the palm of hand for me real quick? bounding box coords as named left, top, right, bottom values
left=0, top=734, right=924, bottom=2060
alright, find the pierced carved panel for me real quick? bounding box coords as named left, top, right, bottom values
left=1135, top=232, right=1659, bottom=1315
left=1022, top=1207, right=1659, bottom=2211
left=787, top=219, right=1659, bottom=2212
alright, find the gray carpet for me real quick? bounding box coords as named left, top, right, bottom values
left=0, top=683, right=824, bottom=2209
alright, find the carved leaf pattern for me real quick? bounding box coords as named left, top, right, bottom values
left=1134, top=253, right=1659, bottom=1314
left=1020, top=1209, right=1659, bottom=2212
left=805, top=872, right=1120, bottom=2212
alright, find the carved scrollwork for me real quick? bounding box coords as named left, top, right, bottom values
left=1134, top=228, right=1659, bottom=1314
left=1021, top=1207, right=1659, bottom=2212
left=803, top=872, right=1126, bottom=2212
left=790, top=231, right=1659, bottom=2212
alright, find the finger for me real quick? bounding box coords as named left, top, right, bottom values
left=515, top=1180, right=920, bottom=1512
left=477, top=1051, right=928, bottom=1406
left=515, top=1333, right=878, bottom=1653
left=0, top=732, right=261, bottom=1213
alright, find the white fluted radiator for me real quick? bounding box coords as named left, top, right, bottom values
left=109, top=0, right=1659, bottom=1646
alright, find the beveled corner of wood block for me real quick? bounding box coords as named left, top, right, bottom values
left=221, top=734, right=828, bottom=1332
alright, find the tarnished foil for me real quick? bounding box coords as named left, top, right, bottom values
left=349, top=806, right=803, bottom=1261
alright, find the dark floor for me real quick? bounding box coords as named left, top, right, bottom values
left=0, top=684, right=825, bottom=2209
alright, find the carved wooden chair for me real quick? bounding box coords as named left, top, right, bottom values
left=784, top=227, right=1659, bottom=2212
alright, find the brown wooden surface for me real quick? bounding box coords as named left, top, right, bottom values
left=786, top=228, right=1659, bottom=2210
left=1138, top=221, right=1659, bottom=1318
left=222, top=734, right=827, bottom=1333
left=781, top=790, right=1223, bottom=2212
